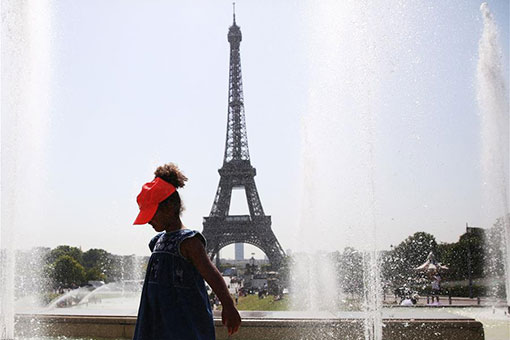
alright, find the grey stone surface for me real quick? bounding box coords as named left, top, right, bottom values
left=15, top=311, right=484, bottom=340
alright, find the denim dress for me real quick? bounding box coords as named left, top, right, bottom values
left=133, top=229, right=215, bottom=340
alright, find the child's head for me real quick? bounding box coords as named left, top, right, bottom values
left=133, top=163, right=188, bottom=227
left=153, top=163, right=188, bottom=216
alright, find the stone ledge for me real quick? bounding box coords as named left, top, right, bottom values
left=15, top=314, right=484, bottom=340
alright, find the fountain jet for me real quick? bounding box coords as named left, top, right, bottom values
left=477, top=2, right=510, bottom=312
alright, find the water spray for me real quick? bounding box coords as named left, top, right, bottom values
left=477, top=1, right=510, bottom=314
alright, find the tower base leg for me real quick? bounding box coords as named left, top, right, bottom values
left=215, top=252, right=221, bottom=269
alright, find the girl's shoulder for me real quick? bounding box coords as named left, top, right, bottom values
left=148, top=232, right=165, bottom=252
left=176, top=229, right=207, bottom=248
left=151, top=229, right=206, bottom=254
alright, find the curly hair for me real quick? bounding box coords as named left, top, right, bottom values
left=154, top=163, right=188, bottom=188
left=154, top=163, right=188, bottom=215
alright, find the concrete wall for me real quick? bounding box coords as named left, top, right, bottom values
left=15, top=314, right=484, bottom=340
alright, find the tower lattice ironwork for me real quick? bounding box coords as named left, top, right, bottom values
left=202, top=12, right=285, bottom=269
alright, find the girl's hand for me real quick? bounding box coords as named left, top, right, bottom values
left=221, top=303, right=241, bottom=335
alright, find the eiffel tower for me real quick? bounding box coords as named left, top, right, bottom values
left=202, top=10, right=285, bottom=269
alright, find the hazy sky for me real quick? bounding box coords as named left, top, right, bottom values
left=3, top=0, right=509, bottom=257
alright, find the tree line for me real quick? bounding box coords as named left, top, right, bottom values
left=14, top=246, right=146, bottom=297
left=333, top=216, right=507, bottom=298
left=13, top=215, right=508, bottom=299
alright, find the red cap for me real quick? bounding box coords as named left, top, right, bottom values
left=133, top=177, right=176, bottom=225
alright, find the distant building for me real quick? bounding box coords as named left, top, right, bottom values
left=235, top=243, right=244, bottom=261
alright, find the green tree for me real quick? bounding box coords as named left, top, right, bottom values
left=85, top=267, right=106, bottom=282
left=260, top=263, right=272, bottom=273
left=484, top=216, right=507, bottom=278
left=15, top=247, right=51, bottom=298
left=83, top=248, right=112, bottom=281
left=107, top=254, right=145, bottom=282
left=459, top=228, right=485, bottom=279
left=277, top=255, right=292, bottom=287
left=337, top=247, right=363, bottom=296
left=384, top=232, right=438, bottom=288
left=83, top=248, right=110, bottom=269
left=437, top=242, right=462, bottom=280
left=46, top=245, right=84, bottom=266
left=50, top=255, right=86, bottom=288
left=439, top=228, right=485, bottom=281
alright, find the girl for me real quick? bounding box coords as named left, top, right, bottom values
left=133, top=163, right=241, bottom=339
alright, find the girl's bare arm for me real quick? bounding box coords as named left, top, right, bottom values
left=181, top=236, right=241, bottom=335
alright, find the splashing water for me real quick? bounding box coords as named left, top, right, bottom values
left=477, top=2, right=510, bottom=309
left=1, top=1, right=53, bottom=338
left=292, top=1, right=386, bottom=339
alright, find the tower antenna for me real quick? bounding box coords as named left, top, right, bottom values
left=233, top=2, right=236, bottom=24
